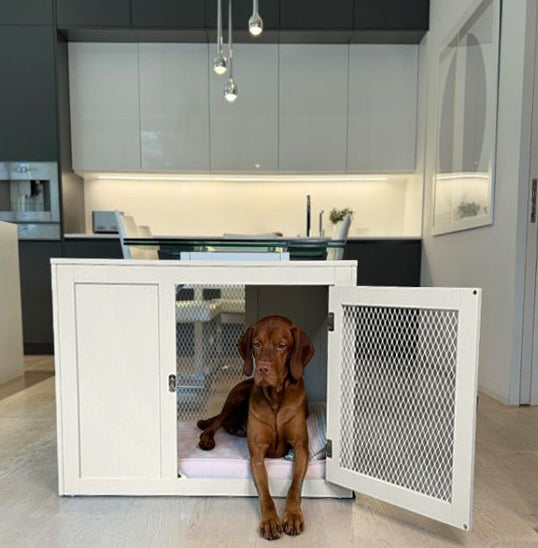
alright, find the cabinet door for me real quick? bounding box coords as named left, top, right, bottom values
left=139, top=43, right=210, bottom=171
left=55, top=273, right=166, bottom=490
left=355, top=0, right=429, bottom=31
left=69, top=43, right=141, bottom=171
left=0, top=0, right=53, bottom=25
left=18, top=241, right=62, bottom=353
left=326, top=286, right=481, bottom=530
left=210, top=44, right=278, bottom=171
left=279, top=44, right=348, bottom=172
left=280, top=0, right=353, bottom=30
left=132, top=0, right=205, bottom=28
left=347, top=45, right=418, bottom=172
left=57, top=0, right=130, bottom=27
left=0, top=27, right=57, bottom=161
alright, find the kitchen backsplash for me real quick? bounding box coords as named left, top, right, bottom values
left=81, top=175, right=422, bottom=238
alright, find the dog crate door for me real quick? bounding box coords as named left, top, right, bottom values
left=326, top=286, right=481, bottom=530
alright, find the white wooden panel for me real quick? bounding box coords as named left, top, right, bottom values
left=347, top=45, right=418, bottom=173
left=0, top=222, right=24, bottom=383
left=210, top=44, right=278, bottom=171
left=69, top=43, right=141, bottom=171
left=75, top=283, right=161, bottom=478
left=279, top=45, right=348, bottom=172
left=326, top=286, right=481, bottom=530
left=139, top=43, right=210, bottom=171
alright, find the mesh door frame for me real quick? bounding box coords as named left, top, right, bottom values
left=326, top=286, right=481, bottom=530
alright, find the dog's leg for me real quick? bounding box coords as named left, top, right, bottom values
left=249, top=443, right=282, bottom=541
left=197, top=378, right=253, bottom=450
left=282, top=440, right=308, bottom=535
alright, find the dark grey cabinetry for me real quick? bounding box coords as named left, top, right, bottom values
left=0, top=0, right=54, bottom=25
left=0, top=26, right=58, bottom=161
left=18, top=241, right=62, bottom=354
left=133, top=0, right=205, bottom=28
left=280, top=0, right=353, bottom=30
left=57, top=0, right=131, bottom=27
left=344, top=239, right=422, bottom=286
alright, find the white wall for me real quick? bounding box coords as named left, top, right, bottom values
left=0, top=222, right=24, bottom=383
left=420, top=0, right=535, bottom=403
left=82, top=175, right=421, bottom=238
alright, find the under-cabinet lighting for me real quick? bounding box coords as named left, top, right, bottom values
left=94, top=174, right=391, bottom=183
left=436, top=173, right=490, bottom=180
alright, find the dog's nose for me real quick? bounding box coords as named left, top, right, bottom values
left=257, top=363, right=270, bottom=376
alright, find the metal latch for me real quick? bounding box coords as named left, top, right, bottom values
left=328, top=312, right=334, bottom=331
left=168, top=374, right=177, bottom=392
left=326, top=439, right=332, bottom=458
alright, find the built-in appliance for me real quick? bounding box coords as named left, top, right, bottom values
left=0, top=162, right=60, bottom=239
left=92, top=210, right=119, bottom=234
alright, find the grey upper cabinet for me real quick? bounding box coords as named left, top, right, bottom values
left=355, top=0, right=429, bottom=31
left=279, top=44, right=348, bottom=172
left=0, top=26, right=58, bottom=161
left=347, top=44, right=418, bottom=172
left=139, top=43, right=210, bottom=171
left=0, top=0, right=54, bottom=25
left=132, top=0, right=205, bottom=28
left=57, top=0, right=131, bottom=27
left=280, top=0, right=353, bottom=30
left=210, top=44, right=278, bottom=172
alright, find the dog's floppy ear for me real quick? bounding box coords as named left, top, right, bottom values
left=238, top=326, right=255, bottom=376
left=289, top=326, right=315, bottom=381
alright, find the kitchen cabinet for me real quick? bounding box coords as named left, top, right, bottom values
left=347, top=44, right=418, bottom=172
left=69, top=43, right=141, bottom=172
left=280, top=0, right=353, bottom=30
left=18, top=240, right=62, bottom=354
left=132, top=0, right=205, bottom=29
left=57, top=0, right=131, bottom=28
left=209, top=44, right=278, bottom=171
left=279, top=44, right=348, bottom=172
left=355, top=0, right=429, bottom=32
left=0, top=0, right=53, bottom=25
left=0, top=26, right=58, bottom=161
left=344, top=239, right=421, bottom=286
left=139, top=43, right=210, bottom=171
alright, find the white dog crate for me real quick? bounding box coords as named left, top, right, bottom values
left=52, top=259, right=481, bottom=531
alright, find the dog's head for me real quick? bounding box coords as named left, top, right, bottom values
left=238, top=315, right=314, bottom=387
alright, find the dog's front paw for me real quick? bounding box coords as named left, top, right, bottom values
left=259, top=512, right=282, bottom=541
left=198, top=433, right=215, bottom=451
left=283, top=507, right=304, bottom=536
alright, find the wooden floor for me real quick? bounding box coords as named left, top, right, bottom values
left=0, top=357, right=537, bottom=547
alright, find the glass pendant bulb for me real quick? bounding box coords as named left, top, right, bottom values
left=224, top=78, right=239, bottom=102
left=212, top=0, right=227, bottom=75
left=212, top=52, right=227, bottom=75
left=248, top=0, right=263, bottom=36
left=224, top=0, right=238, bottom=102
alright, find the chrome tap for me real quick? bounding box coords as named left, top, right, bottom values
left=319, top=210, right=325, bottom=238
left=306, top=195, right=311, bottom=237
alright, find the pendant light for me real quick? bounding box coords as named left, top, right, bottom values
left=212, top=0, right=227, bottom=75
left=248, top=0, right=263, bottom=36
left=224, top=0, right=238, bottom=102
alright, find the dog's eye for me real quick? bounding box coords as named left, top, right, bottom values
left=278, top=343, right=287, bottom=349
left=253, top=341, right=262, bottom=348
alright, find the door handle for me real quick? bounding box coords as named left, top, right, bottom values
left=531, top=179, right=538, bottom=223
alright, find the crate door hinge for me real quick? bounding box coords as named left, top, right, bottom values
left=328, top=312, right=335, bottom=331
left=326, top=439, right=333, bottom=458
left=168, top=374, right=177, bottom=392
left=532, top=179, right=537, bottom=223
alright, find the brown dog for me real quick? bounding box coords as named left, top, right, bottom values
left=196, top=315, right=315, bottom=540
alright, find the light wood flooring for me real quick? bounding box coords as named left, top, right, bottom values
left=0, top=356, right=537, bottom=547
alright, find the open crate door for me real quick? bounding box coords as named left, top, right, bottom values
left=326, top=286, right=481, bottom=530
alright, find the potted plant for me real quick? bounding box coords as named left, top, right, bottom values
left=329, top=208, right=354, bottom=237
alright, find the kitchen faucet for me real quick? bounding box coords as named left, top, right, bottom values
left=319, top=210, right=324, bottom=238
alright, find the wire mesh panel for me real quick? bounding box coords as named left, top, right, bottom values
left=339, top=305, right=458, bottom=502
left=175, top=284, right=246, bottom=422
